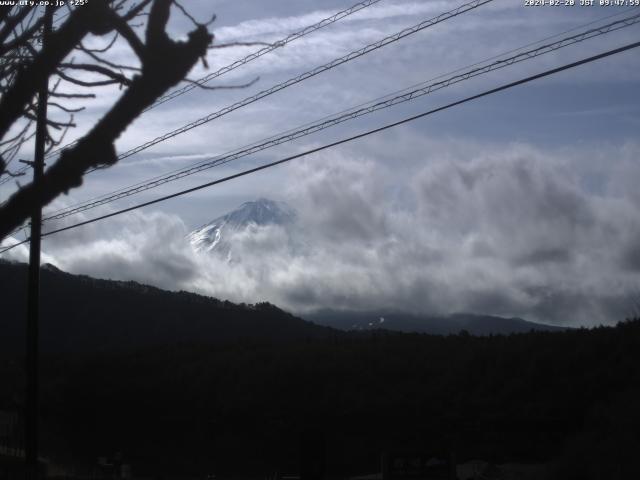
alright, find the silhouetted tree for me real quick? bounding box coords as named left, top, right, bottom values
left=0, top=0, right=215, bottom=240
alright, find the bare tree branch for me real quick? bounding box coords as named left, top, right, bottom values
left=47, top=102, right=85, bottom=113
left=23, top=111, right=76, bottom=130
left=56, top=69, right=123, bottom=87
left=0, top=120, right=33, bottom=147
left=0, top=1, right=113, bottom=141
left=0, top=0, right=213, bottom=238
left=78, top=32, right=119, bottom=53
left=172, top=0, right=200, bottom=28
left=122, top=0, right=154, bottom=21
left=0, top=16, right=45, bottom=56
left=45, top=115, right=74, bottom=153
left=77, top=43, right=141, bottom=71
left=59, top=62, right=133, bottom=86
left=0, top=7, right=32, bottom=46
left=108, top=10, right=146, bottom=60
left=49, top=91, right=97, bottom=99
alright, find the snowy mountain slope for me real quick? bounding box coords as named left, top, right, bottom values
left=188, top=198, right=296, bottom=254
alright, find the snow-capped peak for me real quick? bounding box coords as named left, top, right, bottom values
left=188, top=198, right=295, bottom=254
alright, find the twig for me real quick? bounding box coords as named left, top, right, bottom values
left=182, top=75, right=259, bottom=91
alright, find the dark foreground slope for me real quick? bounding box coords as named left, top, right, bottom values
left=1, top=320, right=639, bottom=479
left=1, top=260, right=638, bottom=478
left=0, top=260, right=334, bottom=353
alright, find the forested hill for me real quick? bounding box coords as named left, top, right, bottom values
left=1, top=319, right=637, bottom=477
left=1, top=259, right=639, bottom=476
left=0, top=260, right=566, bottom=354
left=0, top=260, right=335, bottom=353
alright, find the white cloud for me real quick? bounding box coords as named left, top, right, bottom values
left=6, top=139, right=637, bottom=327
left=3, top=1, right=640, bottom=329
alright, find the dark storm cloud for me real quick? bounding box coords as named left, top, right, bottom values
left=620, top=243, right=640, bottom=273
left=413, top=150, right=601, bottom=276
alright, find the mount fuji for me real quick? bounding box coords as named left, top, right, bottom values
left=188, top=198, right=296, bottom=255
left=187, top=199, right=565, bottom=335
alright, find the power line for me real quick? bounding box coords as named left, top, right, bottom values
left=13, top=6, right=637, bottom=208
left=40, top=12, right=640, bottom=223
left=23, top=0, right=489, bottom=185
left=4, top=4, right=637, bottom=232
left=40, top=0, right=387, bottom=162
left=148, top=0, right=385, bottom=111
left=9, top=0, right=628, bottom=191
left=99, top=0, right=495, bottom=163
left=0, top=0, right=389, bottom=187
left=21, top=0, right=491, bottom=193
left=2, top=39, right=638, bottom=255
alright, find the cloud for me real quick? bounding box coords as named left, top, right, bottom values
left=185, top=140, right=639, bottom=326
left=7, top=138, right=637, bottom=328
left=211, top=2, right=451, bottom=42
left=30, top=209, right=200, bottom=292
left=0, top=236, right=57, bottom=266
left=3, top=2, right=639, bottom=329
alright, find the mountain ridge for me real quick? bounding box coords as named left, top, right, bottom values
left=303, top=308, right=568, bottom=335
left=0, top=259, right=334, bottom=354
left=1, top=259, right=568, bottom=356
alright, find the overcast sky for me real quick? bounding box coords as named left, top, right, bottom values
left=2, top=0, right=640, bottom=326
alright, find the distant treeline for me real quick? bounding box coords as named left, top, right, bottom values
left=1, top=320, right=639, bottom=479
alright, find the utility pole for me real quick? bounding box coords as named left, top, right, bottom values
left=26, top=6, right=53, bottom=480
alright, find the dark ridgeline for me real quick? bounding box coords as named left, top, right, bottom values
left=0, top=260, right=567, bottom=355
left=0, top=260, right=336, bottom=354
left=0, top=259, right=639, bottom=478
left=304, top=310, right=568, bottom=335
